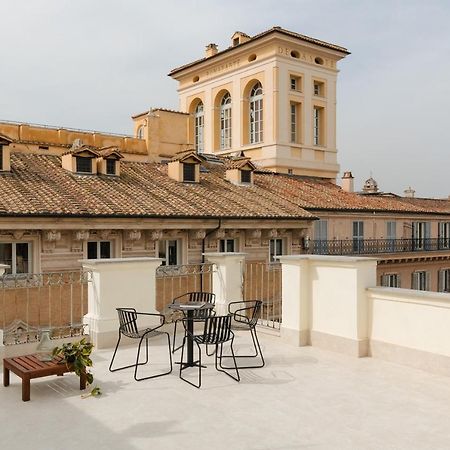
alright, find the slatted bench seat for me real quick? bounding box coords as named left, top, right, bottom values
left=3, top=354, right=86, bottom=402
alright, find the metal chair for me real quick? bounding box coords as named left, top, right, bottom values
left=109, top=308, right=172, bottom=381
left=179, top=314, right=240, bottom=388
left=222, top=300, right=265, bottom=369
left=171, top=292, right=216, bottom=353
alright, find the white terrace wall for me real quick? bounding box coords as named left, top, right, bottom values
left=367, top=287, right=450, bottom=375
left=279, top=255, right=450, bottom=376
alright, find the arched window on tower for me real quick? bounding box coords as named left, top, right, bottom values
left=220, top=92, right=232, bottom=150
left=194, top=102, right=204, bottom=153
left=137, top=125, right=144, bottom=139
left=249, top=82, right=263, bottom=144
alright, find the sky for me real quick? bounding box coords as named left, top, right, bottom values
left=1, top=0, right=449, bottom=197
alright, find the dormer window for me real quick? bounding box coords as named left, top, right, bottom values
left=76, top=156, right=92, bottom=173
left=183, top=163, right=196, bottom=182
left=225, top=157, right=256, bottom=186
left=167, top=150, right=201, bottom=183
left=62, top=144, right=99, bottom=175
left=98, top=147, right=123, bottom=176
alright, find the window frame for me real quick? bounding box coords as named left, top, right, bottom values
left=220, top=92, right=232, bottom=150
left=240, top=170, right=251, bottom=184
left=194, top=102, right=204, bottom=154
left=76, top=156, right=92, bottom=174
left=106, top=159, right=116, bottom=175
left=438, top=222, right=450, bottom=249
left=313, top=106, right=323, bottom=146
left=158, top=239, right=181, bottom=266
left=0, top=242, right=32, bottom=275
left=269, top=238, right=283, bottom=263
left=137, top=126, right=145, bottom=139
left=219, top=239, right=236, bottom=253
left=249, top=82, right=263, bottom=144
left=381, top=273, right=400, bottom=288
left=87, top=241, right=112, bottom=260
left=183, top=163, right=196, bottom=182
left=438, top=268, right=450, bottom=293
left=412, top=270, right=429, bottom=291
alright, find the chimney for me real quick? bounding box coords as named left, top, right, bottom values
left=341, top=171, right=354, bottom=193
left=404, top=187, right=415, bottom=198
left=205, top=43, right=218, bottom=58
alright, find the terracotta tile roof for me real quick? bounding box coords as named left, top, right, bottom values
left=98, top=147, right=124, bottom=159
left=61, top=146, right=100, bottom=157
left=170, top=150, right=201, bottom=163
left=224, top=157, right=256, bottom=170
left=393, top=197, right=450, bottom=214
left=169, top=26, right=350, bottom=76
left=131, top=108, right=190, bottom=119
left=258, top=174, right=448, bottom=215
left=0, top=153, right=314, bottom=220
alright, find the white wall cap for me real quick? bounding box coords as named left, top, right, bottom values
left=367, top=287, right=450, bottom=307
left=203, top=252, right=247, bottom=259
left=80, top=257, right=163, bottom=267
left=0, top=264, right=9, bottom=270
left=277, top=255, right=377, bottom=264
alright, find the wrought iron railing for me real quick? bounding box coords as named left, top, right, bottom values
left=311, top=238, right=450, bottom=256
left=243, top=262, right=281, bottom=330
left=0, top=270, right=92, bottom=345
left=156, top=264, right=216, bottom=316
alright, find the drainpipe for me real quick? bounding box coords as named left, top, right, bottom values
left=201, top=219, right=222, bottom=291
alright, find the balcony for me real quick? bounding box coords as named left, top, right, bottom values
left=2, top=255, right=450, bottom=449
left=311, top=238, right=450, bottom=256
left=3, top=331, right=450, bottom=449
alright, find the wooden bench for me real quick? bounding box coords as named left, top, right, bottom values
left=3, top=354, right=86, bottom=402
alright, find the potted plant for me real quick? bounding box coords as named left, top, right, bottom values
left=52, top=338, right=101, bottom=398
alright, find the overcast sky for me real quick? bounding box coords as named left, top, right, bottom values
left=1, top=0, right=449, bottom=197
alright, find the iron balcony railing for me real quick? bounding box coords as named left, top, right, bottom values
left=0, top=270, right=92, bottom=345
left=311, top=238, right=450, bottom=256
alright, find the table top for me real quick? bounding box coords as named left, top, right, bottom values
left=4, top=354, right=65, bottom=374
left=168, top=301, right=215, bottom=311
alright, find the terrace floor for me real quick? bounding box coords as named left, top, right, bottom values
left=2, top=330, right=450, bottom=450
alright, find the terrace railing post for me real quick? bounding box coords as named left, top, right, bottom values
left=81, top=257, right=163, bottom=349
left=0, top=265, right=6, bottom=361
left=204, top=253, right=246, bottom=312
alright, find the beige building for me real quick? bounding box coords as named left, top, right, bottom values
left=0, top=26, right=449, bottom=294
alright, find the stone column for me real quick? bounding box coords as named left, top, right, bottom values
left=81, top=257, right=163, bottom=349
left=204, top=253, right=246, bottom=312
left=278, top=255, right=377, bottom=357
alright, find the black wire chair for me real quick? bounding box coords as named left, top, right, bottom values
left=221, top=300, right=265, bottom=369
left=179, top=314, right=240, bottom=388
left=171, top=292, right=216, bottom=353
left=109, top=308, right=172, bottom=381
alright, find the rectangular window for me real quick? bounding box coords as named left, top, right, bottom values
left=412, top=271, right=429, bottom=291
left=240, top=170, right=251, bottom=184
left=219, top=239, right=235, bottom=252
left=438, top=269, right=450, bottom=293
left=159, top=240, right=180, bottom=266
left=87, top=241, right=112, bottom=259
left=250, top=98, right=263, bottom=144
left=313, top=81, right=325, bottom=97
left=0, top=242, right=31, bottom=275
left=290, top=77, right=297, bottom=90
left=386, top=221, right=396, bottom=251
left=412, top=222, right=430, bottom=250
left=269, top=238, right=283, bottom=263
left=290, top=102, right=302, bottom=144
left=313, top=107, right=323, bottom=146
left=76, top=157, right=92, bottom=173
left=381, top=273, right=400, bottom=288
left=0, top=145, right=3, bottom=171
left=290, top=103, right=297, bottom=143
left=183, top=163, right=196, bottom=182
left=106, top=159, right=116, bottom=175
left=314, top=220, right=328, bottom=254
left=438, top=222, right=450, bottom=249
left=353, top=221, right=364, bottom=252
left=290, top=75, right=302, bottom=92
